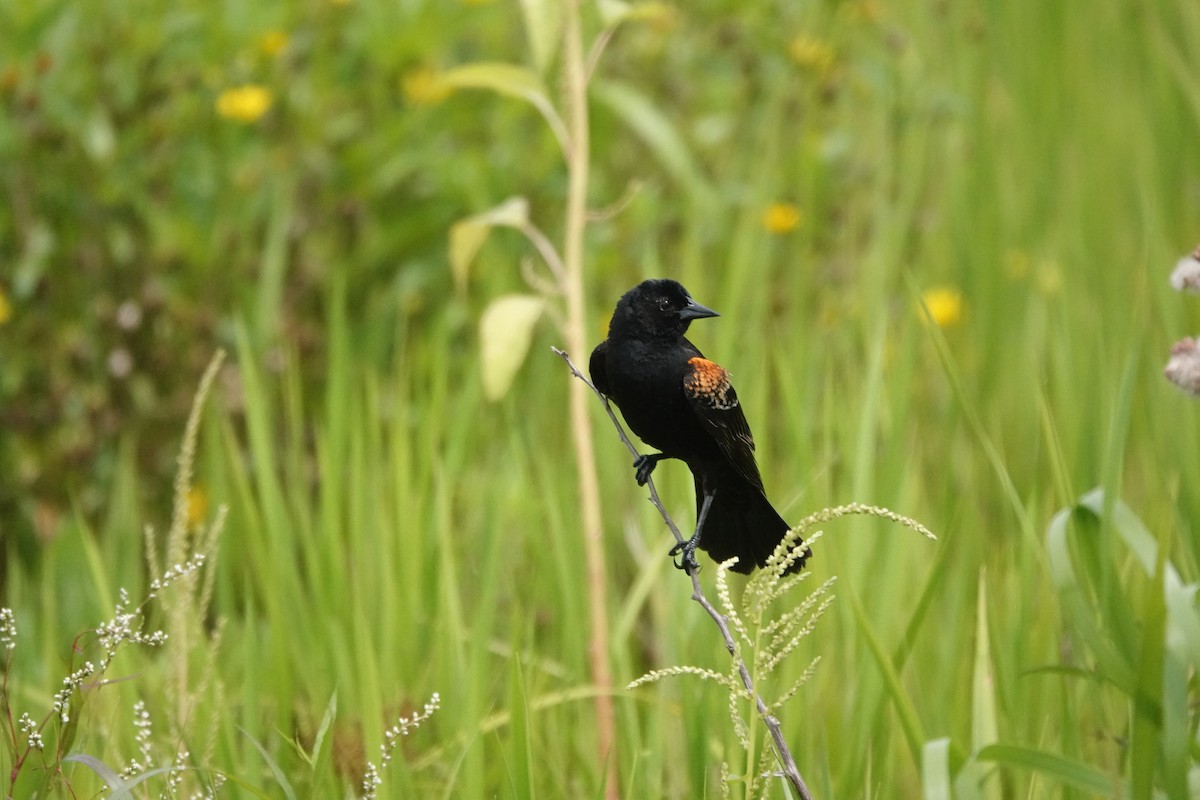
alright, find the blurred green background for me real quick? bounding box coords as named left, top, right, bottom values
left=3, top=0, right=1200, bottom=796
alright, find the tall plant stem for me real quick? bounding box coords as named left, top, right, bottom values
left=561, top=1, right=620, bottom=797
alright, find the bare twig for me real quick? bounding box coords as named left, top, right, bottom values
left=552, top=346, right=815, bottom=800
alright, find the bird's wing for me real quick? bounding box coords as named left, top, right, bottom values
left=589, top=340, right=610, bottom=395
left=683, top=357, right=766, bottom=491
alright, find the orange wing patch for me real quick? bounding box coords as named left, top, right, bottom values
left=685, top=357, right=739, bottom=410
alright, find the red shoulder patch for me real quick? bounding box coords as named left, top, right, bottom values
left=685, top=357, right=738, bottom=409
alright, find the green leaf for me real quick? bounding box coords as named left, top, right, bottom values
left=597, top=0, right=628, bottom=26
left=441, top=61, right=546, bottom=101
left=967, top=573, right=1001, bottom=800
left=311, top=691, right=337, bottom=764
left=596, top=1, right=675, bottom=30
left=1073, top=489, right=1200, bottom=668
left=449, top=197, right=530, bottom=291
left=590, top=78, right=716, bottom=205
left=63, top=753, right=129, bottom=793
left=518, top=0, right=562, bottom=73
left=450, top=220, right=492, bottom=291
left=971, top=575, right=999, bottom=750
left=921, top=738, right=952, bottom=800
left=1045, top=502, right=1137, bottom=693
left=480, top=294, right=545, bottom=401
left=1130, top=536, right=1167, bottom=799
left=975, top=744, right=1116, bottom=795
left=239, top=725, right=299, bottom=800
left=441, top=62, right=567, bottom=150
left=506, top=655, right=536, bottom=800
left=847, top=583, right=926, bottom=763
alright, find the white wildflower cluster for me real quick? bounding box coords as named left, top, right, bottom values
left=165, top=749, right=189, bottom=793
left=19, top=713, right=43, bottom=751
left=360, top=692, right=441, bottom=800
left=97, top=589, right=168, bottom=656
left=0, top=607, right=16, bottom=650
left=187, top=773, right=226, bottom=800
left=52, top=661, right=97, bottom=724
left=1169, top=245, right=1200, bottom=294
left=149, top=553, right=207, bottom=594
left=120, top=700, right=154, bottom=778
left=1165, top=337, right=1200, bottom=397
left=1166, top=244, right=1200, bottom=396
left=361, top=763, right=382, bottom=799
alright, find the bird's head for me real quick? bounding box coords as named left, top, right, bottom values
left=610, top=279, right=720, bottom=339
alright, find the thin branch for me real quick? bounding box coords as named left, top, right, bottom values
left=552, top=347, right=815, bottom=800
left=585, top=28, right=617, bottom=86
left=517, top=220, right=567, bottom=283
left=586, top=179, right=645, bottom=223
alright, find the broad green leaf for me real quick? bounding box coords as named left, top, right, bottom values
left=921, top=738, right=952, bottom=800
left=519, top=0, right=562, bottom=73
left=597, top=0, right=676, bottom=30
left=449, top=197, right=530, bottom=290
left=480, top=294, right=545, bottom=401
left=591, top=78, right=716, bottom=205
left=1045, top=502, right=1137, bottom=693
left=1064, top=490, right=1200, bottom=672
left=450, top=219, right=493, bottom=291
left=440, top=61, right=546, bottom=102
left=475, top=196, right=530, bottom=228
left=63, top=753, right=129, bottom=792
left=969, top=574, right=1002, bottom=800
left=440, top=62, right=567, bottom=149
left=975, top=744, right=1115, bottom=795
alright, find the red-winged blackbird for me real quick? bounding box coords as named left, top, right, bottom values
left=590, top=279, right=807, bottom=575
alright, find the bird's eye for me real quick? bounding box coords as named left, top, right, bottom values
left=657, top=297, right=671, bottom=311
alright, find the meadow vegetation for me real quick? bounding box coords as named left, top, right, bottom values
left=3, top=0, right=1200, bottom=796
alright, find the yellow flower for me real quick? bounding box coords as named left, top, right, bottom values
left=1036, top=260, right=1062, bottom=295
left=762, top=203, right=802, bottom=234
left=789, top=35, right=836, bottom=75
left=258, top=30, right=288, bottom=57
left=186, top=485, right=209, bottom=527
left=1004, top=249, right=1030, bottom=281
left=0, top=285, right=11, bottom=325
left=402, top=66, right=451, bottom=106
left=845, top=0, right=881, bottom=23
left=624, top=2, right=678, bottom=31
left=920, top=287, right=964, bottom=328
left=216, top=84, right=273, bottom=123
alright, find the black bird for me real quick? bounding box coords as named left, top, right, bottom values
left=590, top=279, right=807, bottom=575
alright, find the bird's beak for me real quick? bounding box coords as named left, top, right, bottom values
left=679, top=298, right=720, bottom=321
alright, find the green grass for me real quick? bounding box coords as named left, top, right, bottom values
left=4, top=0, right=1200, bottom=797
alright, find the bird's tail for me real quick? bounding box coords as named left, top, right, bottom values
left=693, top=466, right=808, bottom=575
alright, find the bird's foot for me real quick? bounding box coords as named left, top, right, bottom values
left=668, top=536, right=701, bottom=575
left=633, top=453, right=664, bottom=486
left=668, top=489, right=714, bottom=575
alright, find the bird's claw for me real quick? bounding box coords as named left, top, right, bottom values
left=668, top=538, right=701, bottom=575
left=633, top=454, right=662, bottom=486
